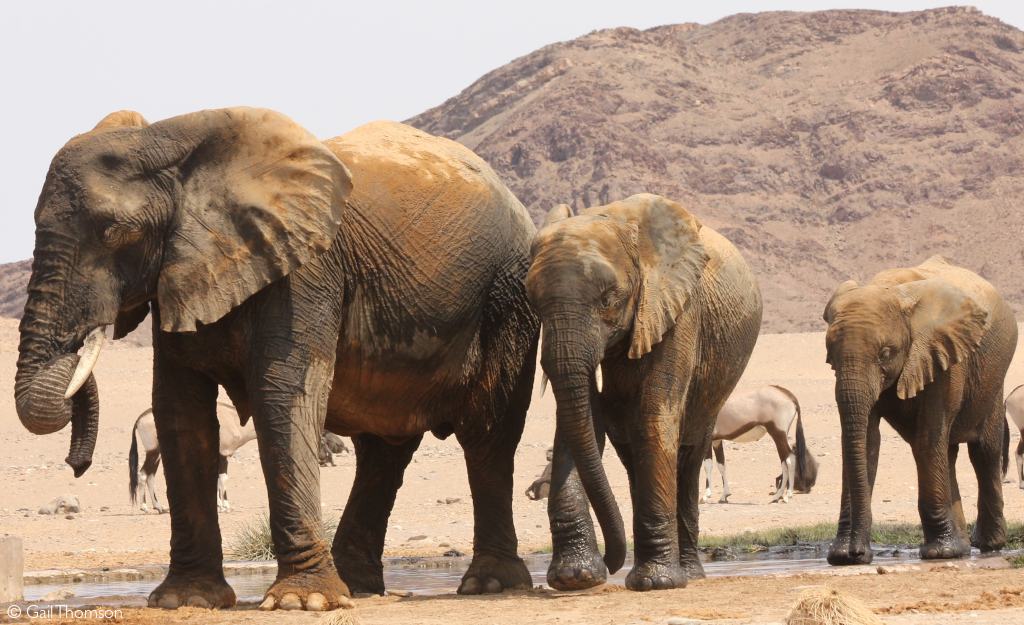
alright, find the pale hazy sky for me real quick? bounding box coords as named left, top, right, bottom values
left=2, top=1, right=1021, bottom=262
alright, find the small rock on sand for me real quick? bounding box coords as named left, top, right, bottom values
left=38, top=495, right=80, bottom=516
left=41, top=588, right=74, bottom=601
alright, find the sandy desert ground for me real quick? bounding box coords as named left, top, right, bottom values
left=1, top=317, right=1024, bottom=624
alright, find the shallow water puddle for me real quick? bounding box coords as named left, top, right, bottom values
left=22, top=549, right=984, bottom=604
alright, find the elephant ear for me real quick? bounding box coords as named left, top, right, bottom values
left=144, top=108, right=353, bottom=332
left=542, top=203, right=574, bottom=228
left=611, top=195, right=707, bottom=359
left=895, top=279, right=989, bottom=400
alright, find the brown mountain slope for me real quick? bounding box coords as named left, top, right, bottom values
left=3, top=8, right=1022, bottom=336
left=408, top=6, right=1024, bottom=331
left=0, top=259, right=30, bottom=319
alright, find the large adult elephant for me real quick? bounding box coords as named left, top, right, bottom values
left=823, top=256, right=1016, bottom=565
left=526, top=194, right=762, bottom=591
left=14, top=108, right=539, bottom=610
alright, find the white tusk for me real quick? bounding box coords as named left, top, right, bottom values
left=64, top=326, right=107, bottom=399
left=595, top=366, right=603, bottom=393
left=540, top=372, right=549, bottom=397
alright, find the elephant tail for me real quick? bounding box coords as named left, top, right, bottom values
left=128, top=415, right=140, bottom=504
left=1003, top=413, right=1011, bottom=479
left=772, top=385, right=807, bottom=488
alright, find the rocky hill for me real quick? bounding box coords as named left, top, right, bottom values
left=0, top=259, right=151, bottom=346
left=4, top=7, right=1023, bottom=334
left=409, top=6, right=1024, bottom=331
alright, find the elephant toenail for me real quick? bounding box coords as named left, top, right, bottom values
left=259, top=596, right=277, bottom=611
left=459, top=577, right=481, bottom=595
left=185, top=595, right=210, bottom=608
left=155, top=593, right=179, bottom=609
left=483, top=578, right=502, bottom=594
left=279, top=593, right=303, bottom=610
left=306, top=593, right=327, bottom=611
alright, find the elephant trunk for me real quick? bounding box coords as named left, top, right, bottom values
left=14, top=248, right=102, bottom=477
left=543, top=320, right=626, bottom=573
left=835, top=369, right=877, bottom=559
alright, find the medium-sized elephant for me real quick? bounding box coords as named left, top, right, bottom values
left=823, top=256, right=1017, bottom=565
left=526, top=194, right=762, bottom=591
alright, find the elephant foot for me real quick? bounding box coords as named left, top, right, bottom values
left=149, top=571, right=236, bottom=609
left=971, top=523, right=1006, bottom=553
left=625, top=560, right=686, bottom=592
left=259, top=564, right=352, bottom=611
left=546, top=549, right=607, bottom=591
left=679, top=552, right=705, bottom=580
left=457, top=552, right=531, bottom=595
left=920, top=536, right=970, bottom=560
left=337, top=562, right=385, bottom=596
left=827, top=536, right=873, bottom=566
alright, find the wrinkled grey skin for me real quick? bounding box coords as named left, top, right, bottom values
left=16, top=108, right=538, bottom=610
left=823, top=256, right=1016, bottom=566
left=526, top=194, right=762, bottom=592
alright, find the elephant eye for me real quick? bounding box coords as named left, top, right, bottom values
left=601, top=288, right=620, bottom=309
left=102, top=222, right=142, bottom=247
left=99, top=153, right=125, bottom=170
left=879, top=346, right=893, bottom=362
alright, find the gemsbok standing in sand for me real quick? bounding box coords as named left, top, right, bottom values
left=1006, top=385, right=1024, bottom=489
left=129, top=401, right=256, bottom=513
left=701, top=385, right=818, bottom=503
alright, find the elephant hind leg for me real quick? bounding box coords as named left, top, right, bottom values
left=947, top=445, right=967, bottom=536
left=677, top=442, right=709, bottom=580
left=333, top=433, right=421, bottom=595
left=968, top=418, right=1007, bottom=552
left=456, top=349, right=533, bottom=595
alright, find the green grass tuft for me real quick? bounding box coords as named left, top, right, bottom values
left=227, top=514, right=339, bottom=561
left=698, top=521, right=1024, bottom=552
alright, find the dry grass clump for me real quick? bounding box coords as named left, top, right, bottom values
left=318, top=608, right=360, bottom=625
left=786, top=588, right=884, bottom=625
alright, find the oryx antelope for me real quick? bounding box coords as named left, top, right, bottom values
left=1006, top=384, right=1024, bottom=488
left=129, top=401, right=256, bottom=512
left=701, top=385, right=818, bottom=504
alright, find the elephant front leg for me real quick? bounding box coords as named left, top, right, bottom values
left=626, top=414, right=685, bottom=591
left=332, top=434, right=421, bottom=595
left=912, top=430, right=970, bottom=560
left=545, top=431, right=608, bottom=591
left=148, top=358, right=235, bottom=609
left=251, top=356, right=349, bottom=611
left=829, top=412, right=880, bottom=565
